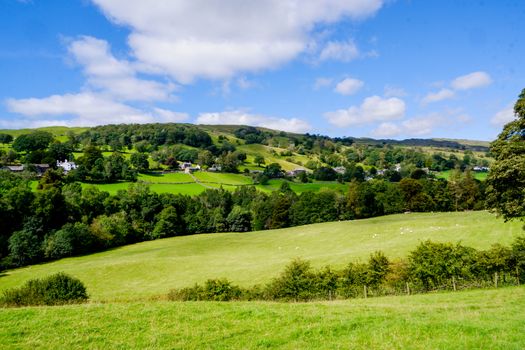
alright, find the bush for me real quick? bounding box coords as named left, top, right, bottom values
left=266, top=258, right=316, bottom=301
left=168, top=279, right=242, bottom=301
left=1, top=273, right=88, bottom=307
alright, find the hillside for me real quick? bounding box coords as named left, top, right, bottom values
left=0, top=211, right=521, bottom=302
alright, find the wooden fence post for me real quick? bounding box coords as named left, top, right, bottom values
left=363, top=285, right=367, bottom=299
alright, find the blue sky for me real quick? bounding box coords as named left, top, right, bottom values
left=0, top=0, right=523, bottom=141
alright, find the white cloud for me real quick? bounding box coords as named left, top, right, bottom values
left=91, top=0, right=384, bottom=82
left=5, top=92, right=153, bottom=126
left=401, top=115, right=444, bottom=136
left=491, top=104, right=515, bottom=125
left=69, top=36, right=176, bottom=101
left=334, top=77, right=364, bottom=95
left=324, top=95, right=406, bottom=127
left=422, top=88, right=455, bottom=104
left=314, top=77, right=333, bottom=90
left=372, top=122, right=401, bottom=137
left=451, top=71, right=492, bottom=90
left=153, top=108, right=189, bottom=123
left=196, top=110, right=311, bottom=133
left=371, top=114, right=447, bottom=138
left=319, top=40, right=360, bottom=62
left=384, top=85, right=407, bottom=98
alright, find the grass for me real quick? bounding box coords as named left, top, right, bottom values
left=435, top=170, right=488, bottom=181
left=0, top=211, right=521, bottom=302
left=138, top=172, right=194, bottom=183
left=256, top=179, right=348, bottom=193
left=238, top=144, right=313, bottom=171
left=193, top=172, right=253, bottom=185
left=0, top=287, right=524, bottom=349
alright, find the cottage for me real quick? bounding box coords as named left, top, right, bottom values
left=333, top=166, right=346, bottom=174
left=57, top=159, right=77, bottom=173
left=34, top=164, right=50, bottom=176
left=1, top=165, right=24, bottom=172
left=473, top=166, right=490, bottom=172
left=184, top=164, right=201, bottom=174
left=287, top=168, right=307, bottom=177
left=209, top=165, right=222, bottom=172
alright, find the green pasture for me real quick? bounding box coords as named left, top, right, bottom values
left=193, top=171, right=253, bottom=185
left=138, top=172, right=194, bottom=183
left=0, top=287, right=524, bottom=349
left=0, top=126, right=88, bottom=138
left=256, top=179, right=348, bottom=193
left=238, top=144, right=313, bottom=171
left=0, top=211, right=521, bottom=302
left=435, top=170, right=488, bottom=181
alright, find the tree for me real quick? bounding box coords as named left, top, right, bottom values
left=151, top=206, right=184, bottom=239
left=130, top=152, right=149, bottom=172
left=8, top=229, right=42, bottom=266
left=0, top=133, right=13, bottom=144
left=254, top=155, right=265, bottom=167
left=486, top=88, right=525, bottom=223
left=12, top=131, right=53, bottom=153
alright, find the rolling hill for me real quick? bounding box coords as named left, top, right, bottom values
left=0, top=211, right=521, bottom=302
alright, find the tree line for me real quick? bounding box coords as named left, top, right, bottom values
left=168, top=237, right=525, bottom=302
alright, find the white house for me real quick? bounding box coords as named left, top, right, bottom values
left=57, top=159, right=77, bottom=173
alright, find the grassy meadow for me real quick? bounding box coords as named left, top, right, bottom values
left=0, top=211, right=521, bottom=302
left=435, top=169, right=488, bottom=181
left=1, top=287, right=524, bottom=349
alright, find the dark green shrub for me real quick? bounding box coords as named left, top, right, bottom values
left=408, top=241, right=478, bottom=291
left=266, top=258, right=316, bottom=301
left=168, top=279, right=242, bottom=301
left=1, top=273, right=88, bottom=307
left=202, top=278, right=242, bottom=301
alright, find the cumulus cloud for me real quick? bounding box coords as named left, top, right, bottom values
left=319, top=40, right=360, bottom=62
left=196, top=110, right=311, bottom=133
left=5, top=92, right=189, bottom=127
left=324, top=95, right=406, bottom=127
left=69, top=36, right=176, bottom=101
left=5, top=92, right=153, bottom=126
left=451, top=71, right=492, bottom=90
left=153, top=108, right=189, bottom=123
left=490, top=104, right=515, bottom=125
left=372, top=114, right=448, bottom=138
left=313, top=77, right=333, bottom=90
left=334, top=77, right=364, bottom=95
left=384, top=85, right=407, bottom=98
left=422, top=88, right=455, bottom=104
left=91, top=0, right=384, bottom=82
left=371, top=122, right=401, bottom=137
left=422, top=71, right=492, bottom=106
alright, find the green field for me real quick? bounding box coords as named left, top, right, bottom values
left=138, top=172, right=194, bottom=183
left=256, top=179, right=348, bottom=193
left=1, top=287, right=524, bottom=349
left=193, top=171, right=253, bottom=185
left=435, top=170, right=488, bottom=181
left=78, top=172, right=349, bottom=196
left=1, top=211, right=521, bottom=302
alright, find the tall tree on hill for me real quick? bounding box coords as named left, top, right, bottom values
left=486, top=89, right=525, bottom=224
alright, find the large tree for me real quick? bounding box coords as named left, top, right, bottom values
left=486, top=89, right=525, bottom=223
